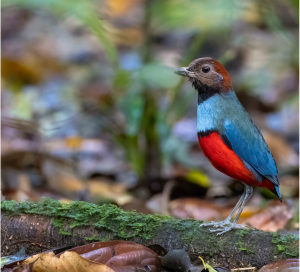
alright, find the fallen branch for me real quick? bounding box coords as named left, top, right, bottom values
left=1, top=198, right=298, bottom=269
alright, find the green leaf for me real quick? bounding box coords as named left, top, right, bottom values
left=198, top=256, right=217, bottom=272
left=277, top=244, right=285, bottom=251
left=186, top=170, right=210, bottom=188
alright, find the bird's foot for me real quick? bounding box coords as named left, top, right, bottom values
left=210, top=223, right=247, bottom=235
left=199, top=220, right=231, bottom=228
left=200, top=221, right=248, bottom=235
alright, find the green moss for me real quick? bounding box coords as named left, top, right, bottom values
left=271, top=233, right=299, bottom=257
left=0, top=198, right=230, bottom=255
left=236, top=242, right=253, bottom=253
left=236, top=229, right=251, bottom=236
left=277, top=244, right=285, bottom=251
left=234, top=229, right=254, bottom=254
left=2, top=198, right=211, bottom=243
left=1, top=198, right=175, bottom=240
left=99, top=235, right=111, bottom=242
left=85, top=234, right=99, bottom=241
left=2, top=197, right=299, bottom=258
left=170, top=219, right=229, bottom=257
left=170, top=218, right=203, bottom=243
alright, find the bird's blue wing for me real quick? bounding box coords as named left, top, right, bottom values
left=223, top=119, right=279, bottom=185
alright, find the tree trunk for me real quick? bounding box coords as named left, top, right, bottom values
left=1, top=198, right=299, bottom=269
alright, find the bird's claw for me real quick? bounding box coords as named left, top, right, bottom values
left=199, top=221, right=216, bottom=227
left=199, top=220, right=231, bottom=228
left=200, top=221, right=247, bottom=235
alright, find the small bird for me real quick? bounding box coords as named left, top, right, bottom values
left=174, top=57, right=281, bottom=235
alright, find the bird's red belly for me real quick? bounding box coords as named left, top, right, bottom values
left=198, top=132, right=275, bottom=190
left=198, top=132, right=256, bottom=184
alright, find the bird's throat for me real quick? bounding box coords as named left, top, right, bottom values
left=191, top=80, right=221, bottom=104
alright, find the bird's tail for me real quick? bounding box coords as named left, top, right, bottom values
left=271, top=185, right=282, bottom=202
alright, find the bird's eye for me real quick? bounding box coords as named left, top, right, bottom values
left=202, top=66, right=210, bottom=73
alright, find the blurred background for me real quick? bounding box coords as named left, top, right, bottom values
left=1, top=0, right=299, bottom=233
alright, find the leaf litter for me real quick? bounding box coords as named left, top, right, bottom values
left=6, top=240, right=161, bottom=272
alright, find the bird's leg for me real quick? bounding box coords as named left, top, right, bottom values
left=199, top=190, right=246, bottom=228
left=232, top=185, right=253, bottom=225
left=223, top=191, right=246, bottom=222
left=210, top=184, right=253, bottom=235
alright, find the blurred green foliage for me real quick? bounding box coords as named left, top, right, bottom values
left=2, top=0, right=118, bottom=64
left=2, top=0, right=298, bottom=183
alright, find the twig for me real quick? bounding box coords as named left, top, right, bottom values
left=161, top=180, right=176, bottom=215
left=231, top=268, right=257, bottom=271
left=10, top=240, right=50, bottom=249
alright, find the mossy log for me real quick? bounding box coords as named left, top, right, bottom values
left=1, top=198, right=299, bottom=269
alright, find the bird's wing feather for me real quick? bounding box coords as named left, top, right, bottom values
left=223, top=118, right=279, bottom=185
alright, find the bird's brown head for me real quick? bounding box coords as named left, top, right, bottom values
left=174, top=57, right=232, bottom=92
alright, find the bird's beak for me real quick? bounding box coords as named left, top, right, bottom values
left=174, top=67, right=190, bottom=77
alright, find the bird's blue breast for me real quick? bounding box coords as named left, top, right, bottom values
left=197, top=94, right=224, bottom=133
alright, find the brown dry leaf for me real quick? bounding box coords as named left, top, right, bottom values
left=2, top=53, right=66, bottom=89
left=2, top=174, right=40, bottom=202
left=87, top=180, right=132, bottom=206
left=121, top=198, right=153, bottom=214
left=2, top=189, right=37, bottom=203
left=1, top=150, right=68, bottom=170
left=21, top=251, right=114, bottom=272
left=7, top=258, right=38, bottom=272
left=42, top=160, right=88, bottom=198
left=103, top=24, right=143, bottom=46
left=111, top=28, right=143, bottom=46
left=169, top=198, right=223, bottom=221
left=58, top=240, right=161, bottom=272
left=48, top=171, right=86, bottom=193
left=21, top=51, right=67, bottom=80
left=239, top=201, right=293, bottom=232
left=258, top=259, right=299, bottom=272
left=221, top=206, right=262, bottom=222
left=1, top=57, right=42, bottom=86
